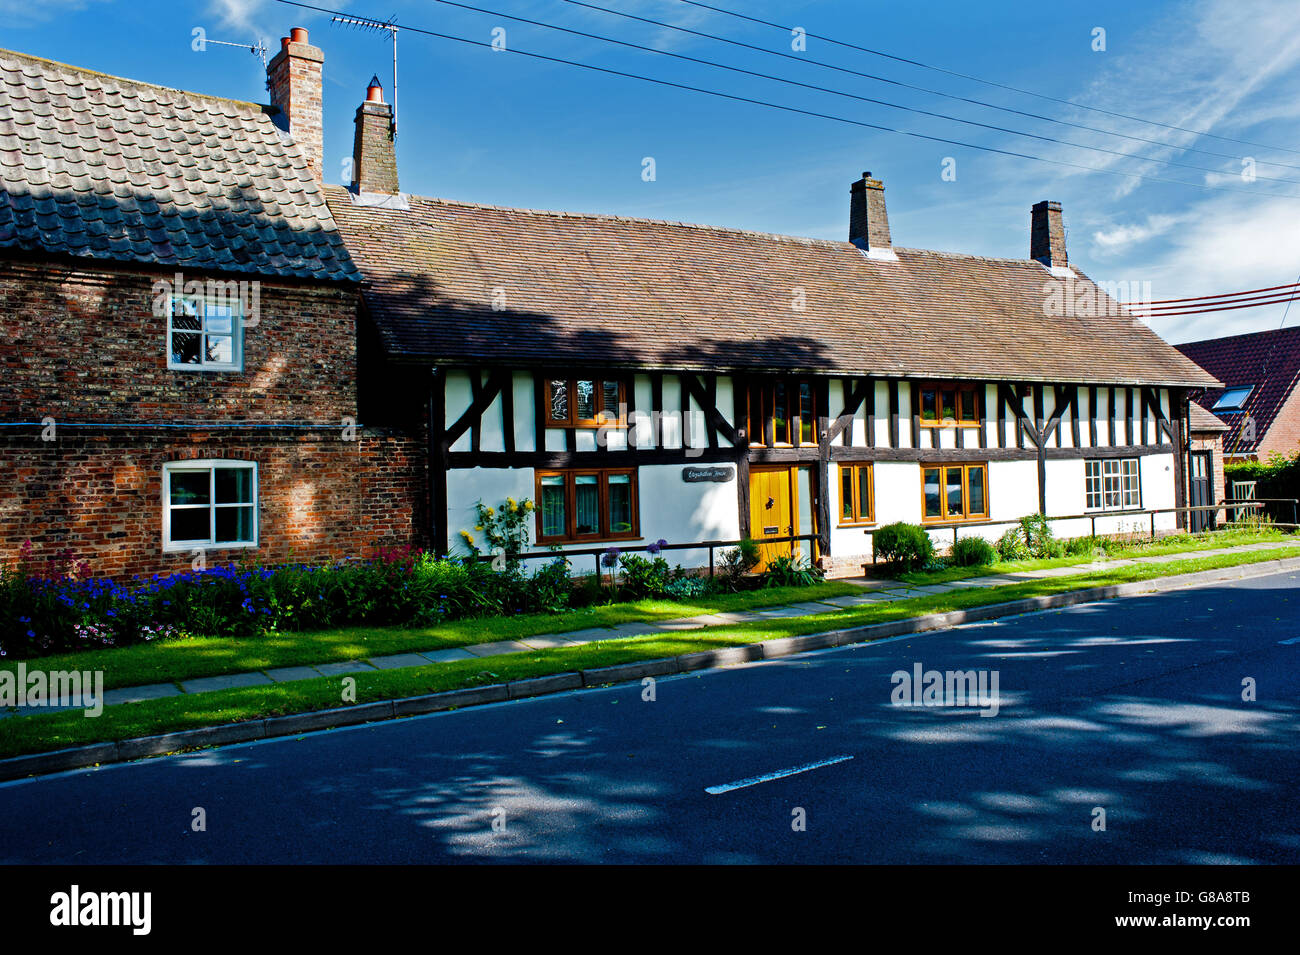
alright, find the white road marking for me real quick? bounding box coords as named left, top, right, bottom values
left=705, top=755, right=854, bottom=795
left=1279, top=637, right=1300, bottom=645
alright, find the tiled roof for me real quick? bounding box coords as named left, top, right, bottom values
left=1188, top=402, right=1229, bottom=433
left=0, top=49, right=359, bottom=282
left=327, top=188, right=1216, bottom=386
left=1177, top=326, right=1300, bottom=453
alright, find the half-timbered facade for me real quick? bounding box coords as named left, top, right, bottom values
left=329, top=93, right=1218, bottom=574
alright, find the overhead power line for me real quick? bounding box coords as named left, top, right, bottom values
left=672, top=0, right=1300, bottom=158
left=274, top=1, right=1300, bottom=201
left=401, top=0, right=1300, bottom=186
left=1145, top=280, right=1300, bottom=305
left=1136, top=294, right=1300, bottom=318
left=562, top=0, right=1300, bottom=172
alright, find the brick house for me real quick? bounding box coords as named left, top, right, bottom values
left=1176, top=326, right=1300, bottom=462
left=0, top=32, right=425, bottom=579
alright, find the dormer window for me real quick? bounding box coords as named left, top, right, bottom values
left=167, top=295, right=243, bottom=372
left=1211, top=386, right=1254, bottom=413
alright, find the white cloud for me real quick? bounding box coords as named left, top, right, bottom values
left=208, top=0, right=268, bottom=34
left=1091, top=214, right=1184, bottom=254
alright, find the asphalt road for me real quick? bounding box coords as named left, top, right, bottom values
left=1, top=570, right=1297, bottom=864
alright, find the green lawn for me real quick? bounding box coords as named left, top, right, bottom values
left=0, top=581, right=859, bottom=691
left=896, top=527, right=1296, bottom=586
left=2, top=543, right=1297, bottom=762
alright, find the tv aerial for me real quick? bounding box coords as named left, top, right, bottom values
left=331, top=14, right=399, bottom=136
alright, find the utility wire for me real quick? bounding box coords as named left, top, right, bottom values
left=275, top=1, right=1300, bottom=201
left=1137, top=295, right=1300, bottom=318
left=565, top=0, right=1300, bottom=172
left=672, top=0, right=1300, bottom=158
left=399, top=0, right=1300, bottom=186
left=1147, top=280, right=1300, bottom=305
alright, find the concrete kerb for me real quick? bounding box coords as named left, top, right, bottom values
left=4, top=554, right=1298, bottom=783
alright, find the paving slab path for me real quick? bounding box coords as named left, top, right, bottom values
left=4, top=539, right=1295, bottom=717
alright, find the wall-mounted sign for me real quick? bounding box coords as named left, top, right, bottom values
left=682, top=465, right=735, bottom=483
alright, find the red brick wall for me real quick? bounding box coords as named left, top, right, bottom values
left=0, top=259, right=357, bottom=424
left=1189, top=430, right=1225, bottom=523
left=1259, top=385, right=1300, bottom=459
left=0, top=428, right=427, bottom=580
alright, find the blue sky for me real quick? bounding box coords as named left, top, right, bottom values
left=6, top=0, right=1300, bottom=343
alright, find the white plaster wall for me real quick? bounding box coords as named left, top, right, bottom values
left=445, top=370, right=474, bottom=453
left=445, top=463, right=743, bottom=573
left=445, top=467, right=535, bottom=558
left=716, top=376, right=736, bottom=446
left=512, top=372, right=535, bottom=452
left=661, top=376, right=682, bottom=449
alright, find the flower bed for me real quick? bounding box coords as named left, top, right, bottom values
left=0, top=527, right=822, bottom=659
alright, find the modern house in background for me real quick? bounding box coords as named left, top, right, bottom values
left=0, top=26, right=1221, bottom=579
left=1176, top=326, right=1300, bottom=462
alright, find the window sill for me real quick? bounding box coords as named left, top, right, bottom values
left=162, top=540, right=258, bottom=554
left=838, top=520, right=876, bottom=529
left=538, top=534, right=643, bottom=547
left=919, top=517, right=992, bottom=527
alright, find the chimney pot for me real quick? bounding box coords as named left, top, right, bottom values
left=290, top=27, right=309, bottom=44
left=366, top=75, right=385, bottom=104
left=1030, top=200, right=1067, bottom=268
left=849, top=171, right=891, bottom=251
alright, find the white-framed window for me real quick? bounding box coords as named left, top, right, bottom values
left=167, top=295, right=242, bottom=371
left=1085, top=458, right=1141, bottom=511
left=162, top=460, right=258, bottom=551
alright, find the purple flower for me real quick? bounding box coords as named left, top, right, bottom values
left=647, top=539, right=668, bottom=556
left=601, top=547, right=621, bottom=568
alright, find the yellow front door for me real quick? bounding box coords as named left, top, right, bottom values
left=749, top=466, right=798, bottom=570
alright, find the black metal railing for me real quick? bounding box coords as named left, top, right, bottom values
left=470, top=534, right=820, bottom=578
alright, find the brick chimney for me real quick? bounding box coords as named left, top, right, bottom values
left=351, top=76, right=399, bottom=195
left=849, top=171, right=891, bottom=251
left=267, top=27, right=324, bottom=181
left=1030, top=200, right=1067, bottom=268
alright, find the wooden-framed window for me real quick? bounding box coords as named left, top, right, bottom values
left=162, top=460, right=257, bottom=551
left=747, top=377, right=817, bottom=446
left=921, top=462, right=988, bottom=523
left=1085, top=458, right=1141, bottom=510
left=546, top=377, right=626, bottom=428
left=839, top=463, right=874, bottom=525
left=166, top=293, right=243, bottom=372
left=919, top=383, right=981, bottom=427
left=535, top=468, right=639, bottom=543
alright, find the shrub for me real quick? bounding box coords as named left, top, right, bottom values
left=950, top=536, right=997, bottom=567
left=873, top=522, right=935, bottom=570
left=996, top=527, right=1031, bottom=561
left=717, top=538, right=762, bottom=591
left=528, top=557, right=572, bottom=613
left=665, top=576, right=711, bottom=599
left=460, top=497, right=535, bottom=568
left=762, top=553, right=825, bottom=588
left=618, top=554, right=673, bottom=599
